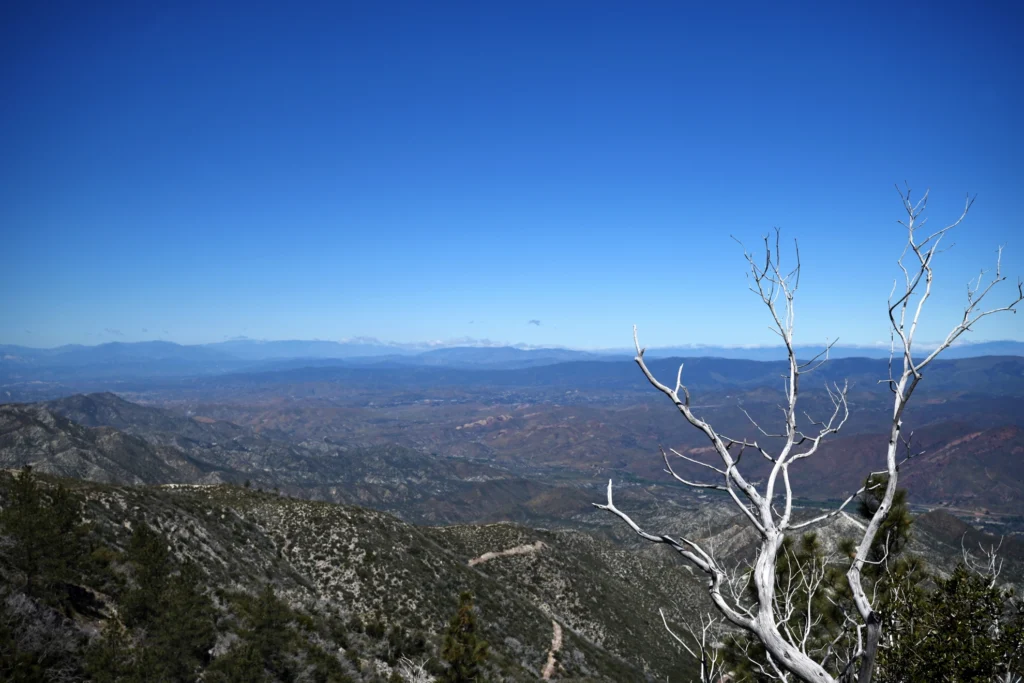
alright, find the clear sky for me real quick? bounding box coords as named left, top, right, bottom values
left=2, top=1, right=1022, bottom=349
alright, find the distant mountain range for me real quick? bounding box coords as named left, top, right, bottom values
left=3, top=337, right=1022, bottom=381
left=642, top=340, right=1024, bottom=361
left=4, top=337, right=1024, bottom=404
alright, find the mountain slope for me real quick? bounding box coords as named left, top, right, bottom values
left=0, top=403, right=211, bottom=484
left=8, top=393, right=601, bottom=525
left=12, top=389, right=1024, bottom=520
left=0, top=472, right=705, bottom=681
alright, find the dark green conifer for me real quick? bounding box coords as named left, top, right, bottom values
left=877, top=565, right=1024, bottom=682
left=123, top=522, right=171, bottom=627
left=149, top=561, right=217, bottom=680
left=0, top=467, right=84, bottom=601
left=206, top=644, right=269, bottom=683
left=244, top=583, right=296, bottom=680
left=1, top=467, right=46, bottom=598
left=440, top=591, right=489, bottom=683
left=85, top=622, right=141, bottom=683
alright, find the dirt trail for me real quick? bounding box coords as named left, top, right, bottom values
left=467, top=540, right=545, bottom=566
left=541, top=620, right=563, bottom=679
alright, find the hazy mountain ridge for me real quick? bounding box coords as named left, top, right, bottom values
left=3, top=339, right=1022, bottom=393
left=12, top=353, right=1016, bottom=406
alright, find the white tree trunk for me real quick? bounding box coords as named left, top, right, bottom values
left=598, top=187, right=1022, bottom=682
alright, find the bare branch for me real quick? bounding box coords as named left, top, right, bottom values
left=605, top=190, right=1019, bottom=683
left=593, top=480, right=756, bottom=630
left=847, top=188, right=1019, bottom=683
left=789, top=479, right=882, bottom=531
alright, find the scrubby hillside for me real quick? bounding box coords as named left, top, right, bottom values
left=0, top=470, right=707, bottom=682
left=0, top=403, right=212, bottom=484
left=2, top=394, right=592, bottom=526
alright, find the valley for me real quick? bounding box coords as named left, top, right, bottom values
left=2, top=346, right=1024, bottom=680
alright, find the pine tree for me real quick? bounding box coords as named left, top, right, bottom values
left=149, top=561, right=217, bottom=680
left=206, top=644, right=269, bottom=683
left=877, top=565, right=1024, bottom=682
left=440, top=592, right=489, bottom=683
left=245, top=583, right=296, bottom=680
left=85, top=622, right=142, bottom=683
left=120, top=524, right=217, bottom=681
left=0, top=467, right=85, bottom=601
left=1, top=467, right=46, bottom=597
left=123, top=522, right=171, bottom=627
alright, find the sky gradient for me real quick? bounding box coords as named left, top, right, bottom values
left=2, top=1, right=1022, bottom=349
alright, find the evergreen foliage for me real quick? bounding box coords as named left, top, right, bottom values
left=440, top=591, right=489, bottom=682
left=122, top=522, right=171, bottom=626
left=206, top=642, right=270, bottom=683
left=149, top=561, right=218, bottom=680
left=0, top=467, right=85, bottom=602
left=877, top=564, right=1024, bottom=682
left=723, top=475, right=1024, bottom=681
left=84, top=622, right=141, bottom=683
left=245, top=583, right=297, bottom=681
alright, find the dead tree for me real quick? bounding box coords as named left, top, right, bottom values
left=595, top=187, right=1023, bottom=682
left=660, top=609, right=726, bottom=683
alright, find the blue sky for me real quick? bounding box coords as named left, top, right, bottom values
left=2, top=1, right=1022, bottom=349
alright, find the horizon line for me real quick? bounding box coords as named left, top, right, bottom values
left=4, top=336, right=1023, bottom=353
